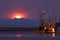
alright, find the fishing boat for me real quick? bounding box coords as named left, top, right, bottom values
left=35, top=10, right=56, bottom=34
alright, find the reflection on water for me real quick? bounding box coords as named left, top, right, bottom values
left=0, top=31, right=60, bottom=40
left=52, top=33, right=55, bottom=38
left=50, top=33, right=56, bottom=40
left=16, top=34, right=23, bottom=37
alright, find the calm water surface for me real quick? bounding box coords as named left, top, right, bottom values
left=0, top=31, right=60, bottom=40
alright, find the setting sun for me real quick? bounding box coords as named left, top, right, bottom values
left=11, top=13, right=23, bottom=19
left=15, top=16, right=22, bottom=19
left=8, top=12, right=28, bottom=19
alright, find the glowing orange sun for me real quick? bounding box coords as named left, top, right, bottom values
left=15, top=16, right=22, bottom=19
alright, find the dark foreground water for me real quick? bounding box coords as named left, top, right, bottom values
left=0, top=31, right=59, bottom=40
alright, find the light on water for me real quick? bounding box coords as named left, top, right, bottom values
left=52, top=33, right=55, bottom=38
left=16, top=34, right=23, bottom=37
left=0, top=31, right=60, bottom=40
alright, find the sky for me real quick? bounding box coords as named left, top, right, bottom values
left=0, top=0, right=60, bottom=20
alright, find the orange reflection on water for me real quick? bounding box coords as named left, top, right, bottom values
left=52, top=33, right=55, bottom=38
left=16, top=34, right=23, bottom=37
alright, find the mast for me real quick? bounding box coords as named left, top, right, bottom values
left=57, top=15, right=58, bottom=23
left=40, top=10, right=48, bottom=28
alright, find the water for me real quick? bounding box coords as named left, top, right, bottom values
left=0, top=31, right=60, bottom=40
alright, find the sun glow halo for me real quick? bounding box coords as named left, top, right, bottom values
left=9, top=12, right=28, bottom=19
left=15, top=16, right=22, bottom=19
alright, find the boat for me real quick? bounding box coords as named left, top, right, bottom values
left=35, top=10, right=56, bottom=34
